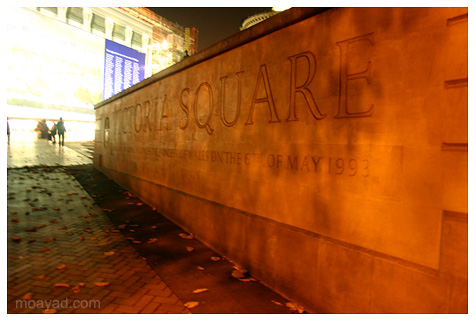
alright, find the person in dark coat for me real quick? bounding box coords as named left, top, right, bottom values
left=50, top=122, right=57, bottom=143
left=7, top=118, right=10, bottom=145
left=56, top=117, right=66, bottom=146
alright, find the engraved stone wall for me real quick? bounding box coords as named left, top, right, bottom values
left=94, top=7, right=467, bottom=313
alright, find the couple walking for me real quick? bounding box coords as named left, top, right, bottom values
left=51, top=117, right=66, bottom=146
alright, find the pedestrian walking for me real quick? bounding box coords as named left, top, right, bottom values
left=56, top=117, right=66, bottom=146
left=7, top=118, right=10, bottom=145
left=50, top=122, right=57, bottom=144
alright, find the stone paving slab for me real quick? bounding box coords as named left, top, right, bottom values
left=7, top=166, right=190, bottom=314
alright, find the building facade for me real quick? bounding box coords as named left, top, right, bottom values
left=35, top=7, right=198, bottom=77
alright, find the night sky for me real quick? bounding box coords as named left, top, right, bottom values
left=147, top=7, right=272, bottom=52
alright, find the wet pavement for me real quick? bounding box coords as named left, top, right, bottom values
left=7, top=139, right=298, bottom=314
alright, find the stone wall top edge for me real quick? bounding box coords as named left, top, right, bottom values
left=94, top=7, right=331, bottom=110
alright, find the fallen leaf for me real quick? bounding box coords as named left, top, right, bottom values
left=56, top=264, right=67, bottom=270
left=232, top=270, right=246, bottom=279
left=53, top=208, right=60, bottom=211
left=187, top=247, right=194, bottom=252
left=184, top=301, right=200, bottom=309
left=197, top=266, right=205, bottom=271
left=38, top=248, right=51, bottom=252
left=136, top=203, right=143, bottom=206
left=90, top=237, right=98, bottom=241
left=36, top=224, right=46, bottom=228
left=84, top=228, right=93, bottom=233
left=57, top=226, right=67, bottom=230
left=271, top=300, right=283, bottom=306
left=211, top=256, right=221, bottom=261
left=179, top=233, right=194, bottom=239
left=49, top=219, right=59, bottom=223
left=151, top=226, right=157, bottom=229
left=54, top=283, right=71, bottom=288
left=24, top=227, right=37, bottom=232
left=38, top=274, right=46, bottom=280
left=132, top=240, right=142, bottom=244
left=192, top=288, right=208, bottom=294
left=94, top=282, right=110, bottom=287
left=43, top=237, right=56, bottom=242
left=10, top=211, right=18, bottom=215
left=11, top=218, right=19, bottom=222
left=79, top=236, right=85, bottom=241
left=98, top=242, right=109, bottom=247
left=78, top=282, right=85, bottom=287
left=72, top=285, right=81, bottom=294
left=11, top=237, right=21, bottom=242
left=43, top=309, right=57, bottom=314
left=147, top=238, right=158, bottom=244
left=22, top=292, right=34, bottom=300
left=238, top=278, right=257, bottom=283
left=285, top=302, right=305, bottom=313
left=104, top=251, right=115, bottom=256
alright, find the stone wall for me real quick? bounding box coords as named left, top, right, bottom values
left=94, top=7, right=468, bottom=313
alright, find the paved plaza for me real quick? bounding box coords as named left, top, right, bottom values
left=6, top=139, right=295, bottom=314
